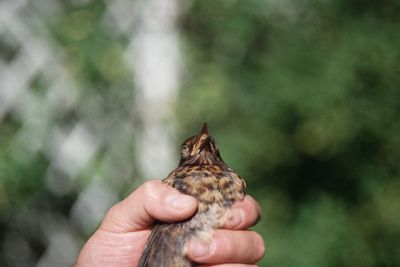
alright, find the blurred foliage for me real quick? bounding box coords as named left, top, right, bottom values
left=1, top=0, right=400, bottom=266
left=178, top=0, right=400, bottom=266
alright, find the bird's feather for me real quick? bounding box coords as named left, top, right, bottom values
left=137, top=124, right=246, bottom=266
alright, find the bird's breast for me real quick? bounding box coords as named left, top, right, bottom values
left=163, top=164, right=246, bottom=212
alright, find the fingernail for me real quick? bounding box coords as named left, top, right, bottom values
left=166, top=192, right=195, bottom=210
left=227, top=208, right=244, bottom=228
left=189, top=239, right=216, bottom=258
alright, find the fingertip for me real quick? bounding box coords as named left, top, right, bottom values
left=226, top=196, right=262, bottom=229
left=252, top=232, right=266, bottom=261
left=165, top=191, right=198, bottom=211
left=187, top=230, right=265, bottom=264
left=242, top=195, right=262, bottom=219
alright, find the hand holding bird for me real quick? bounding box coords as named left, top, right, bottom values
left=76, top=124, right=264, bottom=267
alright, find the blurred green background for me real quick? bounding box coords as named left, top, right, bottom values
left=1, top=0, right=400, bottom=266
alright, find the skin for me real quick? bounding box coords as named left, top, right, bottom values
left=75, top=180, right=265, bottom=267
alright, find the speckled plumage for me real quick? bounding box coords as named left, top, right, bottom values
left=138, top=124, right=246, bottom=267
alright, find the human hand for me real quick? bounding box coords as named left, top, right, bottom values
left=75, top=180, right=265, bottom=267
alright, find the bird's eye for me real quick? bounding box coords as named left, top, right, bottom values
left=181, top=144, right=190, bottom=159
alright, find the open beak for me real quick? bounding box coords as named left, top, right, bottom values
left=191, top=123, right=209, bottom=156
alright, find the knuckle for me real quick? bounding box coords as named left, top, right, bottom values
left=102, top=201, right=124, bottom=228
left=222, top=236, right=235, bottom=256
left=106, top=202, right=121, bottom=218
left=214, top=232, right=236, bottom=259
left=142, top=179, right=161, bottom=192
left=209, top=232, right=234, bottom=259
left=141, top=180, right=162, bottom=200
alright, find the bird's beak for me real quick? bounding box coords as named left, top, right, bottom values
left=200, top=123, right=208, bottom=135
left=191, top=123, right=209, bottom=156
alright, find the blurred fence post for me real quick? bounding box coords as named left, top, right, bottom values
left=127, top=0, right=181, bottom=179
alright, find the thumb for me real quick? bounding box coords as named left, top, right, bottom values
left=100, top=180, right=197, bottom=233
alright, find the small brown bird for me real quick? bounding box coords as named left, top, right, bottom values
left=138, top=123, right=246, bottom=267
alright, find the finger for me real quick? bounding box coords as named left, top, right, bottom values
left=100, top=180, right=198, bottom=232
left=187, top=230, right=265, bottom=264
left=225, top=195, right=262, bottom=229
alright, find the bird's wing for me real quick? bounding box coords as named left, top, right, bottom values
left=137, top=222, right=191, bottom=267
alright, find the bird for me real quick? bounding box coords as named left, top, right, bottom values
left=138, top=123, right=246, bottom=267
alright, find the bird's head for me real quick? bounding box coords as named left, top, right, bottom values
left=179, top=123, right=224, bottom=166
